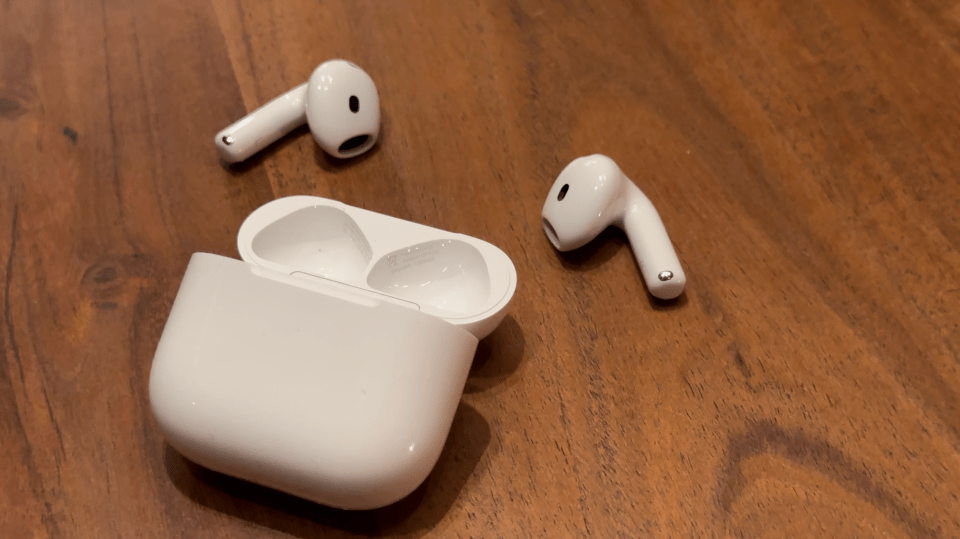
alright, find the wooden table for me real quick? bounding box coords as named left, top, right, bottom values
left=3, top=1, right=959, bottom=537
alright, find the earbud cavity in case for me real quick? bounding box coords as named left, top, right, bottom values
left=149, top=196, right=517, bottom=510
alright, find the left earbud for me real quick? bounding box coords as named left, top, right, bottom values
left=215, top=59, right=380, bottom=163
left=541, top=154, right=686, bottom=300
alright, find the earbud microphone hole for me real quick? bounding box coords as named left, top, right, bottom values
left=349, top=95, right=359, bottom=113
left=558, top=184, right=569, bottom=201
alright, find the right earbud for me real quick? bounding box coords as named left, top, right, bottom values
left=541, top=154, right=686, bottom=300
left=215, top=59, right=380, bottom=163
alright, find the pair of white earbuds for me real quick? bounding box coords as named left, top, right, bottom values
left=215, top=61, right=686, bottom=301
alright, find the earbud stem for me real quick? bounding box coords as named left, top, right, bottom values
left=619, top=182, right=686, bottom=300
left=215, top=83, right=309, bottom=164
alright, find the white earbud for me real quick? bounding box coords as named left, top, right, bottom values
left=541, top=154, right=686, bottom=300
left=215, top=60, right=380, bottom=163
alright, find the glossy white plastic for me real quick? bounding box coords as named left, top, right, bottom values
left=149, top=197, right=516, bottom=509
left=541, top=154, right=686, bottom=300
left=215, top=60, right=380, bottom=163
left=237, top=196, right=516, bottom=339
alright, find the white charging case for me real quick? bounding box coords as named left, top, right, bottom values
left=149, top=196, right=517, bottom=510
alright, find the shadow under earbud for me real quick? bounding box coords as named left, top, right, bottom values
left=551, top=227, right=691, bottom=311
left=551, top=226, right=629, bottom=272
left=647, top=289, right=688, bottom=311
left=164, top=402, right=490, bottom=538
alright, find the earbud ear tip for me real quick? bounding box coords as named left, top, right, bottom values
left=542, top=218, right=562, bottom=250
left=306, top=61, right=381, bottom=159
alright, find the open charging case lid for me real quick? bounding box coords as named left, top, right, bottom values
left=149, top=196, right=517, bottom=510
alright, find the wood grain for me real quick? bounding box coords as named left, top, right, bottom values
left=3, top=0, right=960, bottom=537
